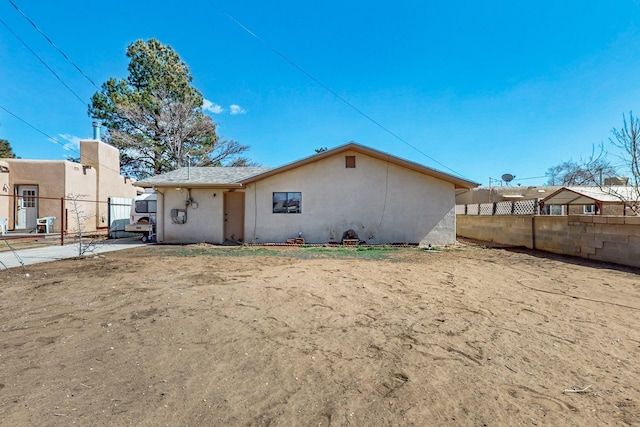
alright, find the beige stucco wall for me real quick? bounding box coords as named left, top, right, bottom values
left=153, top=151, right=459, bottom=245
left=80, top=139, right=138, bottom=229
left=457, top=214, right=640, bottom=268
left=64, top=162, right=98, bottom=233
left=157, top=187, right=226, bottom=244
left=6, top=160, right=100, bottom=232
left=243, top=150, right=456, bottom=245
left=0, top=163, right=10, bottom=220
left=4, top=139, right=137, bottom=233
left=7, top=160, right=66, bottom=231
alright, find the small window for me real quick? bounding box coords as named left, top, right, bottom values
left=23, top=190, right=36, bottom=208
left=547, top=205, right=565, bottom=215
left=135, top=200, right=157, bottom=214
left=273, top=192, right=301, bottom=213
left=345, top=155, right=356, bottom=168
left=583, top=204, right=596, bottom=215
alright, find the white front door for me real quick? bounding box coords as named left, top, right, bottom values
left=17, top=186, right=38, bottom=229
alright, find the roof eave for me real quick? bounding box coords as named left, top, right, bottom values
left=240, top=142, right=479, bottom=189
left=136, top=182, right=245, bottom=189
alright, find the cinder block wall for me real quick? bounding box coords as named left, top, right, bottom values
left=457, top=215, right=640, bottom=268
left=457, top=215, right=534, bottom=248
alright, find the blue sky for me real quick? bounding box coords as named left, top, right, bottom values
left=2, top=1, right=640, bottom=186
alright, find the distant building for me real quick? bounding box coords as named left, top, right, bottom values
left=0, top=128, right=139, bottom=233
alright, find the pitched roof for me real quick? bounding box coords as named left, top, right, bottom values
left=136, top=167, right=271, bottom=188
left=541, top=186, right=640, bottom=205
left=136, top=143, right=479, bottom=189
left=240, top=142, right=479, bottom=189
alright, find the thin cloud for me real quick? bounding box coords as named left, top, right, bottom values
left=203, top=99, right=224, bottom=114
left=57, top=134, right=80, bottom=152
left=230, top=104, right=246, bottom=115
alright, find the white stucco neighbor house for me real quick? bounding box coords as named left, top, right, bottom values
left=136, top=143, right=479, bottom=246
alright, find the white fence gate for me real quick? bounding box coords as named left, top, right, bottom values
left=108, top=197, right=135, bottom=239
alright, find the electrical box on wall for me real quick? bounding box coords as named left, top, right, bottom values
left=171, top=208, right=187, bottom=224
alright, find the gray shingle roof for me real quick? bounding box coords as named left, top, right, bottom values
left=137, top=167, right=272, bottom=187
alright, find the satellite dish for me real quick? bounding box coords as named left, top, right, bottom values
left=501, top=173, right=515, bottom=183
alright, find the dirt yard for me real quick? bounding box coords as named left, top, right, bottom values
left=0, top=243, right=639, bottom=426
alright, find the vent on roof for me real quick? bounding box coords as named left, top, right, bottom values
left=345, top=156, right=356, bottom=168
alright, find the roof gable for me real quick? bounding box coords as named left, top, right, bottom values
left=541, top=186, right=639, bottom=205
left=241, top=143, right=479, bottom=189
left=136, top=143, right=479, bottom=189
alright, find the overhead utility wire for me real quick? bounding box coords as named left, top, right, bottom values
left=0, top=16, right=85, bottom=106
left=207, top=2, right=468, bottom=180
left=0, top=104, right=125, bottom=177
left=8, top=0, right=100, bottom=90
left=0, top=103, right=82, bottom=154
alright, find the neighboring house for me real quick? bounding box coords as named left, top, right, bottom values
left=136, top=143, right=479, bottom=245
left=540, top=186, right=640, bottom=216
left=457, top=185, right=639, bottom=216
left=456, top=185, right=562, bottom=205
left=0, top=128, right=139, bottom=233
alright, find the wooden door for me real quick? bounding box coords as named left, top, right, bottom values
left=224, top=192, right=245, bottom=242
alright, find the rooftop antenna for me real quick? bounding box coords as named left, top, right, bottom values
left=501, top=173, right=515, bottom=186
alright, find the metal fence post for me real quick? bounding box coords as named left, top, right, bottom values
left=60, top=197, right=64, bottom=246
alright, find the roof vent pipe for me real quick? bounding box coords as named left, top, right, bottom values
left=92, top=121, right=101, bottom=140
left=186, top=154, right=191, bottom=180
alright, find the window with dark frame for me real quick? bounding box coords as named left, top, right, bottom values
left=135, top=200, right=157, bottom=213
left=345, top=155, right=356, bottom=168
left=273, top=192, right=302, bottom=213
left=23, top=190, right=36, bottom=208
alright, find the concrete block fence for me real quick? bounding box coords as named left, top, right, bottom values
left=457, top=214, right=640, bottom=268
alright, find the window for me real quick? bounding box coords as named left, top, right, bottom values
left=273, top=192, right=301, bottom=213
left=135, top=200, right=157, bottom=213
left=583, top=204, right=596, bottom=215
left=546, top=205, right=565, bottom=215
left=23, top=190, right=36, bottom=208
left=345, top=155, right=356, bottom=168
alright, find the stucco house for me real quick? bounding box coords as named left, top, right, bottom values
left=136, top=143, right=479, bottom=245
left=455, top=185, right=563, bottom=205
left=0, top=130, right=139, bottom=233
left=456, top=185, right=639, bottom=216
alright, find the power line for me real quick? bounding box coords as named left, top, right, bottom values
left=7, top=0, right=101, bottom=91
left=0, top=16, right=86, bottom=106
left=513, top=175, right=547, bottom=182
left=0, top=104, right=125, bottom=177
left=207, top=1, right=470, bottom=180
left=0, top=104, right=75, bottom=151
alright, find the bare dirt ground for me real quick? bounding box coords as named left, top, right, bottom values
left=0, top=242, right=639, bottom=426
